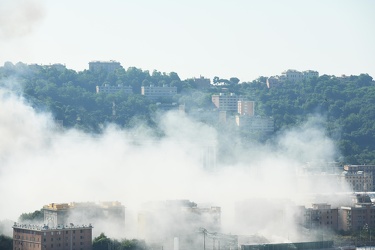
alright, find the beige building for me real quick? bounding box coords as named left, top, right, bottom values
left=141, top=85, right=177, bottom=100
left=43, top=202, right=125, bottom=237
left=237, top=101, right=254, bottom=116
left=212, top=93, right=238, bottom=112
left=13, top=223, right=92, bottom=250
left=282, top=69, right=304, bottom=82
left=281, top=69, right=319, bottom=82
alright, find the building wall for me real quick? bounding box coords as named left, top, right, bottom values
left=211, top=93, right=238, bottom=112
left=13, top=224, right=92, bottom=250
left=141, top=86, right=177, bottom=100
left=344, top=165, right=375, bottom=191
left=341, top=171, right=373, bottom=192
left=237, top=101, right=254, bottom=116
left=235, top=115, right=274, bottom=133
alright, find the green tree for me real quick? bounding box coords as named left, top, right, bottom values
left=0, top=234, right=12, bottom=250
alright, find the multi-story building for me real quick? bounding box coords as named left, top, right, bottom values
left=303, top=203, right=339, bottom=231
left=344, top=165, right=375, bottom=191
left=96, top=84, right=133, bottom=94
left=338, top=194, right=375, bottom=231
left=281, top=69, right=319, bottom=82
left=43, top=202, right=125, bottom=237
left=341, top=170, right=373, bottom=192
left=235, top=115, right=274, bottom=133
left=237, top=100, right=255, bottom=116
left=141, top=85, right=177, bottom=100
left=89, top=60, right=122, bottom=73
left=211, top=93, right=239, bottom=112
left=13, top=223, right=92, bottom=250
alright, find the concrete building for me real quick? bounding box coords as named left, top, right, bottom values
left=303, top=70, right=319, bottom=78
left=344, top=165, right=375, bottom=191
left=13, top=223, right=92, bottom=250
left=212, top=93, right=238, bottom=112
left=43, top=202, right=125, bottom=237
left=235, top=115, right=274, bottom=133
left=282, top=69, right=304, bottom=82
left=237, top=100, right=255, bottom=116
left=89, top=60, right=122, bottom=73
left=96, top=84, right=133, bottom=94
left=303, top=203, right=339, bottom=231
left=141, top=85, right=177, bottom=100
left=341, top=170, right=373, bottom=192
left=338, top=194, right=375, bottom=231
left=281, top=69, right=319, bottom=82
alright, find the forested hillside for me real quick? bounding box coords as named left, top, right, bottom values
left=0, top=62, right=374, bottom=164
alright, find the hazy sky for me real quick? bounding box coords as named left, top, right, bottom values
left=1, top=0, right=374, bottom=81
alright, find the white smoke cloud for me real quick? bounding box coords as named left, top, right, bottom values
left=0, top=0, right=45, bottom=39
left=0, top=85, right=351, bottom=244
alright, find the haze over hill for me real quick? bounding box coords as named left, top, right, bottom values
left=0, top=84, right=351, bottom=240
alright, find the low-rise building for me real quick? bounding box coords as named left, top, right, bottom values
left=13, top=223, right=92, bottom=250
left=96, top=84, right=133, bottom=94
left=141, top=85, right=177, bottom=100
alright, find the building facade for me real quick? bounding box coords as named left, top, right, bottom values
left=237, top=101, right=255, bottom=116
left=96, top=84, right=133, bottom=94
left=344, top=165, right=375, bottom=191
left=281, top=69, right=319, bottom=82
left=88, top=60, right=122, bottom=73
left=13, top=223, right=92, bottom=250
left=338, top=194, right=375, bottom=231
left=141, top=85, right=177, bottom=100
left=303, top=203, right=339, bottom=231
left=235, top=115, right=274, bottom=133
left=43, top=202, right=125, bottom=237
left=211, top=93, right=239, bottom=112
left=341, top=170, right=373, bottom=192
